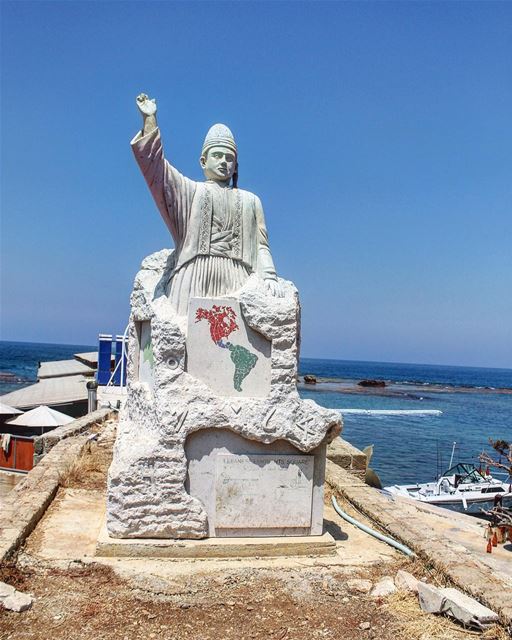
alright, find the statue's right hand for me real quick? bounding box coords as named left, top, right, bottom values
left=136, top=93, right=157, bottom=117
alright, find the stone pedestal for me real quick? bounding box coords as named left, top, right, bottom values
left=106, top=249, right=342, bottom=539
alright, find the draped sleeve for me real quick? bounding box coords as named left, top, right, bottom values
left=254, top=194, right=278, bottom=280
left=131, top=127, right=196, bottom=251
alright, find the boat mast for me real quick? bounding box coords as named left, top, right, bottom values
left=449, top=441, right=457, bottom=469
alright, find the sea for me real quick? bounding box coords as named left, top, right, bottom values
left=1, top=341, right=510, bottom=487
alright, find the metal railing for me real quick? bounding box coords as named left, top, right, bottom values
left=105, top=324, right=129, bottom=389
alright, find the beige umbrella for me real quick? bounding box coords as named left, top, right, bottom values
left=0, top=402, right=23, bottom=416
left=7, top=405, right=74, bottom=429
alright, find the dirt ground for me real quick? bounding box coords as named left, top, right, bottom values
left=3, top=556, right=503, bottom=640
left=0, top=423, right=508, bottom=640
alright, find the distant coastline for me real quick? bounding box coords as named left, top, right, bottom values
left=1, top=340, right=511, bottom=397
left=298, top=378, right=512, bottom=397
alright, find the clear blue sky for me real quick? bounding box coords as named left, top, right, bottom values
left=1, top=1, right=511, bottom=368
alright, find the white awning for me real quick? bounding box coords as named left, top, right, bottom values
left=7, top=405, right=74, bottom=427
left=0, top=402, right=23, bottom=416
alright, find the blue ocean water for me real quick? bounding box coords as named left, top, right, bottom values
left=0, top=342, right=510, bottom=487
left=299, top=358, right=512, bottom=486
left=300, top=357, right=512, bottom=390
left=0, top=341, right=95, bottom=394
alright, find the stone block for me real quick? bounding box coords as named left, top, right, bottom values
left=2, top=591, right=33, bottom=612
left=327, top=439, right=367, bottom=479
left=419, top=583, right=500, bottom=630
left=371, top=577, right=396, bottom=598
left=395, top=570, right=420, bottom=593
left=439, top=587, right=499, bottom=630
left=347, top=579, right=373, bottom=594
left=96, top=524, right=337, bottom=559
left=0, top=582, right=15, bottom=598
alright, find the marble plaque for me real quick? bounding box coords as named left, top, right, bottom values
left=187, top=297, right=271, bottom=397
left=215, top=454, right=314, bottom=528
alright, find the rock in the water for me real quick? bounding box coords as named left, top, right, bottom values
left=357, top=379, right=386, bottom=387
left=303, top=375, right=317, bottom=385
left=1, top=590, right=33, bottom=612
left=371, top=577, right=396, bottom=598
left=395, top=570, right=420, bottom=594
left=418, top=584, right=499, bottom=630
left=347, top=579, right=373, bottom=594
left=364, top=467, right=383, bottom=489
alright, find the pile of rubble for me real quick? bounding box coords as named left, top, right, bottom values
left=367, top=569, right=500, bottom=633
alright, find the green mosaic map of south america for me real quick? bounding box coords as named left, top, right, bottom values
left=195, top=305, right=258, bottom=392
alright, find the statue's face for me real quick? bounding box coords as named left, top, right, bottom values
left=200, top=146, right=236, bottom=182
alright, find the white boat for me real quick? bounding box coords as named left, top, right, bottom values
left=384, top=461, right=512, bottom=514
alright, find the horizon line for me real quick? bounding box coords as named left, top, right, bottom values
left=1, top=339, right=511, bottom=373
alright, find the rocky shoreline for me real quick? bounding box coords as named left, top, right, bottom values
left=298, top=377, right=512, bottom=396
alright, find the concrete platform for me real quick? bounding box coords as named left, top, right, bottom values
left=24, top=489, right=398, bottom=572
left=96, top=523, right=337, bottom=559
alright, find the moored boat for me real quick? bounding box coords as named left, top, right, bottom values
left=384, top=461, right=512, bottom=514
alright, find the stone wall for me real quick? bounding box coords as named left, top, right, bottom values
left=326, top=438, right=367, bottom=479
left=1, top=409, right=114, bottom=564
left=33, top=408, right=114, bottom=465
left=0, top=435, right=87, bottom=563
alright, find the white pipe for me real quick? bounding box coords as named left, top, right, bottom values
left=331, top=495, right=416, bottom=558
left=106, top=357, right=121, bottom=388
left=106, top=326, right=129, bottom=388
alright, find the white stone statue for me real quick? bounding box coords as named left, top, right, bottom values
left=132, top=93, right=283, bottom=316
left=105, top=98, right=342, bottom=541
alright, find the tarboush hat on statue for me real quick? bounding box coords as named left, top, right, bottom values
left=201, top=123, right=237, bottom=157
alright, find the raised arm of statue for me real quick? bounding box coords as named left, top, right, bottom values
left=131, top=94, right=195, bottom=250
left=255, top=196, right=284, bottom=297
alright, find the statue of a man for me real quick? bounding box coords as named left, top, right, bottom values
left=132, top=94, right=283, bottom=317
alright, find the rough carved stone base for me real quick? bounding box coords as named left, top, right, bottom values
left=107, top=249, right=342, bottom=539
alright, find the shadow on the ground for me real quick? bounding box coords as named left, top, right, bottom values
left=324, top=518, right=348, bottom=541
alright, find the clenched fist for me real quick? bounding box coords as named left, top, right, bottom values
left=136, top=93, right=157, bottom=117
